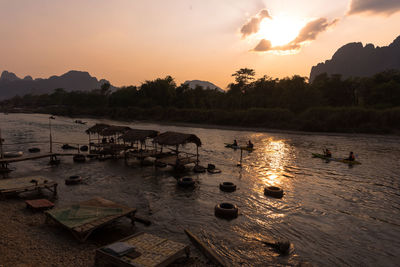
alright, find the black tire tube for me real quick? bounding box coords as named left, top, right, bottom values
left=65, top=175, right=82, bottom=185
left=193, top=165, right=206, bottom=173
left=178, top=177, right=195, bottom=187
left=264, top=186, right=284, bottom=198
left=73, top=155, right=86, bottom=163
left=214, top=203, right=238, bottom=220
left=219, top=182, right=237, bottom=192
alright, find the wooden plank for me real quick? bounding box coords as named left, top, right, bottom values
left=184, top=229, right=227, bottom=267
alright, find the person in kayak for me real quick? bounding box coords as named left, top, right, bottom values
left=324, top=148, right=332, bottom=157
left=233, top=140, right=238, bottom=147
left=347, top=152, right=355, bottom=161
left=247, top=140, right=254, bottom=149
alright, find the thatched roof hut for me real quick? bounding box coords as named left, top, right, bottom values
left=119, top=129, right=159, bottom=142
left=101, top=125, right=131, bottom=136
left=154, top=131, right=201, bottom=147
left=85, top=123, right=110, bottom=135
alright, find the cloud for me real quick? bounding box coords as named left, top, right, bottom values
left=252, top=18, right=338, bottom=52
left=240, top=9, right=271, bottom=38
left=253, top=39, right=272, bottom=51
left=348, top=0, right=400, bottom=16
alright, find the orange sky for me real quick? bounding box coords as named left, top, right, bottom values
left=1, top=0, right=399, bottom=89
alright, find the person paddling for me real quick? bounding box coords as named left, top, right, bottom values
left=233, top=140, right=238, bottom=147
left=324, top=148, right=332, bottom=157
left=247, top=140, right=254, bottom=149
left=347, top=151, right=355, bottom=161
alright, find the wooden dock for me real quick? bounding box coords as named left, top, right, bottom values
left=0, top=176, right=57, bottom=199
left=0, top=152, right=87, bottom=164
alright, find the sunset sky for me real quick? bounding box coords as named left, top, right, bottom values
left=1, top=0, right=400, bottom=89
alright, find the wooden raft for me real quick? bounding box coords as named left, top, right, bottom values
left=45, top=197, right=136, bottom=242
left=95, top=232, right=190, bottom=267
left=0, top=176, right=57, bottom=199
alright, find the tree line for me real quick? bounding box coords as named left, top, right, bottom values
left=1, top=69, right=400, bottom=133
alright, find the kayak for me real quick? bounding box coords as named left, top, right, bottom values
left=225, top=143, right=255, bottom=151
left=312, top=153, right=361, bottom=165
left=225, top=143, right=240, bottom=149
left=3, top=151, right=24, bottom=158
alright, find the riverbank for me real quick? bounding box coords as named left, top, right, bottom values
left=0, top=199, right=207, bottom=267
left=3, top=106, right=400, bottom=136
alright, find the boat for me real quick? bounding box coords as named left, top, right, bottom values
left=3, top=151, right=23, bottom=158
left=62, top=144, right=78, bottom=150
left=312, top=153, right=361, bottom=165
left=225, top=143, right=255, bottom=151
left=74, top=120, right=87, bottom=125
left=224, top=143, right=240, bottom=149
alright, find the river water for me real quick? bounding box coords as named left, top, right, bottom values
left=1, top=113, right=400, bottom=266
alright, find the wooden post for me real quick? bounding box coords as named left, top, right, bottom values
left=0, top=128, right=3, bottom=159
left=196, top=145, right=199, bottom=165
left=239, top=148, right=243, bottom=167
left=49, top=117, right=53, bottom=153
left=88, top=133, right=91, bottom=153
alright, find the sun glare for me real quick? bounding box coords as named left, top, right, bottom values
left=257, top=15, right=305, bottom=47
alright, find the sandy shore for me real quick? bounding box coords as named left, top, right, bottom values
left=0, top=198, right=209, bottom=267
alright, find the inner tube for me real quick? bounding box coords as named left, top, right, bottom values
left=28, top=147, right=40, bottom=153
left=80, top=145, right=88, bottom=152
left=219, top=182, right=237, bottom=192
left=177, top=177, right=195, bottom=187
left=193, top=165, right=206, bottom=173
left=73, top=154, right=86, bottom=163
left=208, top=168, right=221, bottom=174
left=264, top=186, right=284, bottom=198
left=214, top=203, right=238, bottom=220
left=65, top=175, right=82, bottom=185
left=62, top=144, right=77, bottom=150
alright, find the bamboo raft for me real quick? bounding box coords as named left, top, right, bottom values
left=0, top=176, right=57, bottom=199
left=95, top=232, right=190, bottom=267
left=45, top=197, right=136, bottom=242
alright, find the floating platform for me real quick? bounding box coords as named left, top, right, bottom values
left=26, top=198, right=55, bottom=210
left=45, top=197, right=136, bottom=242
left=0, top=176, right=57, bottom=199
left=95, top=232, right=189, bottom=267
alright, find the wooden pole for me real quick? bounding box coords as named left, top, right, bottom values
left=196, top=145, right=199, bottom=165
left=184, top=229, right=226, bottom=267
left=49, top=117, right=53, bottom=153
left=0, top=128, right=3, bottom=159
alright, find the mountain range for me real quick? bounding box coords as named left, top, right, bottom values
left=310, top=35, right=400, bottom=82
left=183, top=80, right=224, bottom=92
left=0, top=70, right=112, bottom=100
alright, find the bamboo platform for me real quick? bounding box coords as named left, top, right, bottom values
left=157, top=155, right=197, bottom=168
left=95, top=232, right=190, bottom=267
left=45, top=197, right=136, bottom=242
left=0, top=176, right=57, bottom=199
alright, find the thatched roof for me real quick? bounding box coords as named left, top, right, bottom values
left=101, top=125, right=131, bottom=136
left=85, top=123, right=110, bottom=134
left=154, top=131, right=201, bottom=147
left=119, top=129, right=159, bottom=142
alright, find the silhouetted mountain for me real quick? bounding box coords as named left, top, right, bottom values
left=183, top=80, right=224, bottom=92
left=0, top=70, right=114, bottom=99
left=310, top=35, right=400, bottom=82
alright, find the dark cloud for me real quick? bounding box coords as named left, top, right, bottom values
left=240, top=9, right=271, bottom=38
left=252, top=18, right=338, bottom=52
left=253, top=39, right=272, bottom=51
left=348, top=0, right=400, bottom=16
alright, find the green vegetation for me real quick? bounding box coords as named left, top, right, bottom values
left=1, top=69, right=400, bottom=134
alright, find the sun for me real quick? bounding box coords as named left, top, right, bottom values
left=257, top=15, right=305, bottom=47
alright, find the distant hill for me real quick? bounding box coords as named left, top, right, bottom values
left=0, top=70, right=114, bottom=99
left=183, top=80, right=224, bottom=92
left=310, top=35, right=400, bottom=82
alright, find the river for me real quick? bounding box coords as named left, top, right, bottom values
left=1, top=113, right=399, bottom=266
